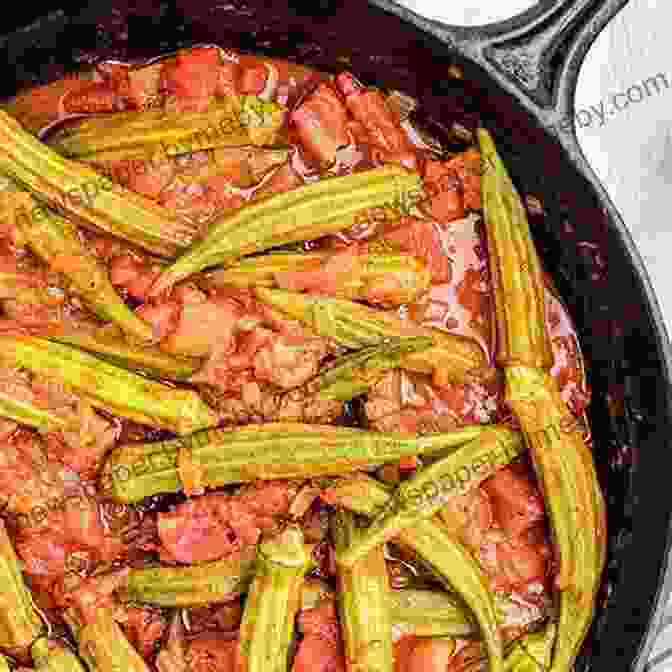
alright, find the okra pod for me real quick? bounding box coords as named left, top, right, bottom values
left=402, top=521, right=503, bottom=672
left=102, top=422, right=486, bottom=504
left=324, top=474, right=503, bottom=672
left=255, top=288, right=489, bottom=385
left=32, top=637, right=87, bottom=672
left=10, top=189, right=154, bottom=343
left=477, top=129, right=552, bottom=370
left=237, top=526, right=311, bottom=672
left=506, top=369, right=603, bottom=672
left=389, top=589, right=475, bottom=639
left=314, top=336, right=434, bottom=401
left=151, top=165, right=425, bottom=293
left=332, top=509, right=393, bottom=672
left=0, top=335, right=216, bottom=434
left=48, top=96, right=286, bottom=161
left=206, top=251, right=431, bottom=306
left=504, top=624, right=556, bottom=672
left=120, top=547, right=257, bottom=606
left=0, top=387, right=72, bottom=435
left=478, top=128, right=606, bottom=672
left=300, top=579, right=335, bottom=612
left=337, top=426, right=523, bottom=568
left=70, top=607, right=150, bottom=672
left=0, top=519, right=43, bottom=651
left=47, top=326, right=201, bottom=381
left=0, top=109, right=198, bottom=258
left=204, top=252, right=325, bottom=288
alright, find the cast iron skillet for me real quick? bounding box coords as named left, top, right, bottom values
left=0, top=1, right=670, bottom=670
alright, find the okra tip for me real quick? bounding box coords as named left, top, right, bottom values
left=260, top=526, right=310, bottom=569
left=476, top=128, right=497, bottom=160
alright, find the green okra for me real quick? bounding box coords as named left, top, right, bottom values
left=204, top=252, right=325, bottom=289
left=237, top=526, right=311, bottom=672
left=0, top=519, right=44, bottom=651
left=47, top=327, right=201, bottom=381
left=545, top=390, right=603, bottom=672
left=324, top=474, right=503, bottom=672
left=401, top=522, right=503, bottom=672
left=102, top=422, right=487, bottom=504
left=314, top=336, right=434, bottom=401
left=478, top=128, right=606, bottom=672
left=121, top=547, right=257, bottom=606
left=254, top=288, right=490, bottom=385
left=300, top=579, right=335, bottom=612
left=504, top=624, right=556, bottom=672
left=151, top=164, right=425, bottom=294
left=0, top=388, right=72, bottom=435
left=47, top=96, right=286, bottom=161
left=389, top=589, right=476, bottom=639
left=0, top=109, right=198, bottom=258
left=206, top=250, right=431, bottom=306
left=0, top=335, right=216, bottom=435
left=32, top=637, right=87, bottom=672
left=70, top=607, right=150, bottom=672
left=10, top=189, right=154, bottom=343
left=332, top=509, right=393, bottom=672
left=337, top=426, right=523, bottom=568
left=477, top=128, right=552, bottom=371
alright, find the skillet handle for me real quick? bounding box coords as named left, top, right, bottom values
left=368, top=0, right=629, bottom=137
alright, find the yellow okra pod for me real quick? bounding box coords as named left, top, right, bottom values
left=478, top=127, right=606, bottom=672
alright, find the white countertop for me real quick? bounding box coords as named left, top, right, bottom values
left=400, top=0, right=672, bottom=668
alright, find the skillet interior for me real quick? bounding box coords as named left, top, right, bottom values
left=0, top=1, right=671, bottom=670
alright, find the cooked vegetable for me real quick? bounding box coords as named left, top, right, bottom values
left=237, top=526, right=311, bottom=672
left=300, top=579, right=335, bottom=611
left=314, top=336, right=434, bottom=401
left=206, top=250, right=431, bottom=305
left=0, top=388, right=73, bottom=435
left=102, top=422, right=487, bottom=504
left=332, top=509, right=393, bottom=672
left=402, top=521, right=503, bottom=672
left=324, top=474, right=503, bottom=672
left=389, top=589, right=476, bottom=638
left=0, top=51, right=603, bottom=672
left=0, top=109, right=197, bottom=257
left=46, top=96, right=286, bottom=162
left=478, top=127, right=606, bottom=672
left=32, top=637, right=88, bottom=672
left=255, top=288, right=489, bottom=385
left=47, top=325, right=201, bottom=381
left=0, top=519, right=43, bottom=651
left=0, top=335, right=217, bottom=434
left=504, top=624, right=556, bottom=672
left=150, top=164, right=424, bottom=293
left=337, top=426, right=523, bottom=567
left=68, top=607, right=150, bottom=672
left=120, top=547, right=257, bottom=606
left=10, top=188, right=153, bottom=342
left=518, top=373, right=604, bottom=672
